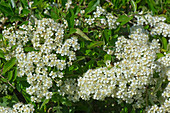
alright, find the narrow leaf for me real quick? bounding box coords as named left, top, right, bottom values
left=85, top=0, right=100, bottom=14
left=12, top=67, right=17, bottom=81
left=0, top=53, right=5, bottom=59
left=24, top=47, right=35, bottom=52
left=69, top=28, right=77, bottom=35
left=117, top=15, right=133, bottom=25
left=162, top=37, right=167, bottom=50
left=41, top=99, right=49, bottom=109
left=74, top=56, right=86, bottom=63
left=156, top=53, right=164, bottom=59
left=87, top=41, right=103, bottom=49
left=153, top=78, right=163, bottom=93
left=104, top=54, right=112, bottom=62
left=2, top=57, right=17, bottom=74
left=75, top=28, right=92, bottom=41
left=8, top=70, right=13, bottom=81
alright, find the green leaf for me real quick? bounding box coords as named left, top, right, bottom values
left=117, top=15, right=133, bottom=25
left=97, top=60, right=105, bottom=67
left=104, top=54, right=112, bottom=62
left=66, top=9, right=75, bottom=28
left=10, top=16, right=22, bottom=22
left=86, top=59, right=95, bottom=69
left=8, top=70, right=13, bottom=81
left=153, top=78, right=163, bottom=93
left=75, top=28, right=92, bottom=41
left=136, top=0, right=141, bottom=3
left=0, top=52, right=5, bottom=59
left=85, top=0, right=100, bottom=14
left=0, top=34, right=3, bottom=40
left=168, top=44, right=170, bottom=52
left=21, top=9, right=30, bottom=16
left=144, top=25, right=149, bottom=30
left=1, top=78, right=7, bottom=82
left=51, top=7, right=59, bottom=19
left=24, top=47, right=35, bottom=52
left=70, top=9, right=75, bottom=28
left=162, top=37, right=167, bottom=50
left=12, top=67, right=17, bottom=82
left=74, top=56, right=86, bottom=63
left=2, top=57, right=17, bottom=74
left=22, top=90, right=31, bottom=103
left=85, top=50, right=91, bottom=55
left=104, top=29, right=111, bottom=42
left=74, top=6, right=81, bottom=15
left=60, top=97, right=72, bottom=106
left=12, top=93, right=19, bottom=102
left=130, top=0, right=137, bottom=13
left=156, top=53, right=164, bottom=59
left=146, top=0, right=156, bottom=14
left=69, top=65, right=74, bottom=71
left=87, top=41, right=103, bottom=49
left=69, top=28, right=77, bottom=35
left=41, top=99, right=50, bottom=109
left=16, top=81, right=22, bottom=92
left=83, top=28, right=88, bottom=33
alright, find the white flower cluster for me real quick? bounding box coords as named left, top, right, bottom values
left=78, top=67, right=115, bottom=100
left=58, top=78, right=80, bottom=102
left=77, top=27, right=162, bottom=108
left=93, top=6, right=105, bottom=18
left=151, top=22, right=170, bottom=37
left=134, top=13, right=170, bottom=37
left=85, top=6, right=119, bottom=29
left=105, top=13, right=119, bottom=29
left=0, top=103, right=34, bottom=113
left=2, top=18, right=80, bottom=102
left=84, top=18, right=95, bottom=26
left=134, top=13, right=166, bottom=27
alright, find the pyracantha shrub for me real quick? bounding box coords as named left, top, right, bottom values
left=0, top=0, right=170, bottom=112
